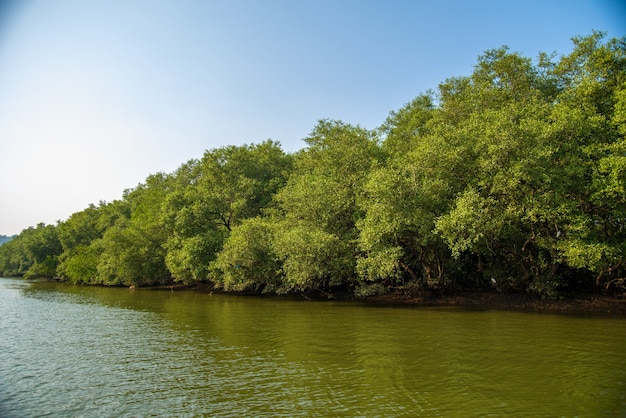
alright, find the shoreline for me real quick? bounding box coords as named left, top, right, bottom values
left=12, top=278, right=624, bottom=315
left=137, top=283, right=626, bottom=315
left=361, top=289, right=626, bottom=315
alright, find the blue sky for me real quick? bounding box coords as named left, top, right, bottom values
left=0, top=0, right=624, bottom=235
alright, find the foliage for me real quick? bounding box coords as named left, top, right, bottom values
left=55, top=201, right=129, bottom=284
left=163, top=140, right=292, bottom=284
left=271, top=120, right=381, bottom=291
left=1, top=32, right=624, bottom=298
left=0, top=224, right=61, bottom=278
left=358, top=32, right=625, bottom=297
left=210, top=216, right=282, bottom=292
left=96, top=175, right=172, bottom=286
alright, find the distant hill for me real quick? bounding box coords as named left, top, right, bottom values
left=0, top=235, right=15, bottom=246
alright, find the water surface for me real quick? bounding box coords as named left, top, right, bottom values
left=1, top=278, right=625, bottom=417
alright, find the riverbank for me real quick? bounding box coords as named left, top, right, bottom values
left=137, top=283, right=626, bottom=315
left=362, top=289, right=626, bottom=315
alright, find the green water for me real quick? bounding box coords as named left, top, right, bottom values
left=1, top=278, right=625, bottom=417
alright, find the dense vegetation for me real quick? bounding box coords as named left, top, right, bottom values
left=1, top=32, right=624, bottom=298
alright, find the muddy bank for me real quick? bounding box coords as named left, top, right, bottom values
left=133, top=283, right=626, bottom=315
left=363, top=289, right=626, bottom=315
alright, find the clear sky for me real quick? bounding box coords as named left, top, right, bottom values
left=0, top=0, right=624, bottom=236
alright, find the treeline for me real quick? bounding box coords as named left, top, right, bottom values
left=1, top=32, right=624, bottom=298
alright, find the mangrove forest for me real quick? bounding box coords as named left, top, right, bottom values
left=1, top=32, right=625, bottom=299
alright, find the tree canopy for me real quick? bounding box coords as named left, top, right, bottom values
left=1, top=32, right=624, bottom=298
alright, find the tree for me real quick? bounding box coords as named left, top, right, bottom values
left=359, top=35, right=626, bottom=296
left=164, top=141, right=292, bottom=284
left=96, top=174, right=172, bottom=286
left=22, top=223, right=62, bottom=278
left=358, top=87, right=473, bottom=289
left=379, top=94, right=434, bottom=157
left=0, top=224, right=61, bottom=278
left=5, top=32, right=622, bottom=298
left=547, top=32, right=626, bottom=291
left=56, top=202, right=125, bottom=284
left=211, top=216, right=282, bottom=292
left=433, top=33, right=626, bottom=295
left=271, top=120, right=381, bottom=292
left=0, top=237, right=24, bottom=276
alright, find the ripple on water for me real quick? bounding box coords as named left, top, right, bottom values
left=1, top=279, right=626, bottom=417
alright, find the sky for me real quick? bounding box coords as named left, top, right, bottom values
left=0, top=0, right=625, bottom=236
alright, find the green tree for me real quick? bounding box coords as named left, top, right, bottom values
left=0, top=224, right=61, bottom=278
left=5, top=31, right=622, bottom=299
left=22, top=223, right=62, bottom=278
left=211, top=216, right=282, bottom=292
left=357, top=143, right=463, bottom=289
left=56, top=201, right=128, bottom=284
left=359, top=35, right=626, bottom=297
left=432, top=33, right=626, bottom=295
left=0, top=238, right=24, bottom=276
left=358, top=85, right=474, bottom=289
left=271, top=120, right=381, bottom=292
left=547, top=32, right=626, bottom=291
left=164, top=141, right=292, bottom=284
left=57, top=243, right=101, bottom=284
left=379, top=94, right=434, bottom=157
left=96, top=174, right=172, bottom=286
left=57, top=204, right=102, bottom=251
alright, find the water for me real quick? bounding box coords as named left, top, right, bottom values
left=1, top=278, right=625, bottom=417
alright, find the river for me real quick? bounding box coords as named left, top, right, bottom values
left=0, top=277, right=625, bottom=417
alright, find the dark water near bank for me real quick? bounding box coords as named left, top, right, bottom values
left=1, top=278, right=625, bottom=417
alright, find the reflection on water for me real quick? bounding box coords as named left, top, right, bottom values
left=1, top=278, right=625, bottom=417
